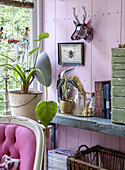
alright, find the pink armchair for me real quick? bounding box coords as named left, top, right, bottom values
left=0, top=115, right=44, bottom=170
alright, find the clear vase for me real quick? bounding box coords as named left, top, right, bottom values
left=72, top=91, right=83, bottom=115
left=88, top=93, right=95, bottom=116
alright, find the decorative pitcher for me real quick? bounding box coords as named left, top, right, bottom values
left=72, top=91, right=83, bottom=115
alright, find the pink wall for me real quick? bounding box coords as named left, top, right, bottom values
left=42, top=0, right=125, bottom=152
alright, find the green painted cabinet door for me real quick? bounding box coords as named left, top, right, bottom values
left=111, top=48, right=125, bottom=124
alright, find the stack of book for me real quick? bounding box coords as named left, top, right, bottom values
left=48, top=148, right=74, bottom=170
left=95, top=81, right=111, bottom=119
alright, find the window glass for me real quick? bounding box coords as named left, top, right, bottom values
left=0, top=5, right=30, bottom=113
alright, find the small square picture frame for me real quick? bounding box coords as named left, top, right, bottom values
left=58, top=42, right=84, bottom=65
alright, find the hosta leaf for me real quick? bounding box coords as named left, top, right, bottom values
left=35, top=101, right=58, bottom=128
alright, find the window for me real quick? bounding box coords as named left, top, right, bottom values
left=0, top=0, right=40, bottom=114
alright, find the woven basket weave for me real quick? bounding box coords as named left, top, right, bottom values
left=67, top=145, right=125, bottom=170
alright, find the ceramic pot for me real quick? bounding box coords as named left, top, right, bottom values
left=59, top=99, right=74, bottom=114
left=9, top=90, right=43, bottom=121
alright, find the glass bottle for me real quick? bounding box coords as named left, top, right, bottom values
left=88, top=93, right=95, bottom=116
left=72, top=91, right=83, bottom=115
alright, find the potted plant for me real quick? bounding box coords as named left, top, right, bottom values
left=0, top=32, right=58, bottom=121
left=56, top=66, right=78, bottom=113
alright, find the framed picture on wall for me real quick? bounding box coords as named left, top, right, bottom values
left=58, top=42, right=84, bottom=65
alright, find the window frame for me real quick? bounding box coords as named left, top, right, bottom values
left=0, top=0, right=42, bottom=113
left=30, top=0, right=43, bottom=91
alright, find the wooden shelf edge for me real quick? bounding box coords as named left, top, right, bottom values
left=51, top=112, right=125, bottom=137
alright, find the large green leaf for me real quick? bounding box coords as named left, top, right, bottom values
left=39, top=32, right=49, bottom=41
left=34, top=32, right=49, bottom=42
left=28, top=47, right=40, bottom=56
left=35, top=101, right=58, bottom=128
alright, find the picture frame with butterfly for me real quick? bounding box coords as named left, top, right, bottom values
left=58, top=42, right=84, bottom=66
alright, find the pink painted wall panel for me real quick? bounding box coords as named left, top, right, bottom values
left=44, top=39, right=56, bottom=100
left=66, top=0, right=79, bottom=21
left=66, top=18, right=75, bottom=42
left=104, top=134, right=119, bottom=151
left=105, top=0, right=121, bottom=81
left=91, top=132, right=105, bottom=147
left=56, top=0, right=67, bottom=20
left=43, top=0, right=55, bottom=20
left=56, top=125, right=67, bottom=149
left=42, top=0, right=56, bottom=101
left=119, top=137, right=125, bottom=153
left=67, top=127, right=79, bottom=151
left=78, top=129, right=91, bottom=148
left=121, top=0, right=125, bottom=43
left=55, top=19, right=67, bottom=43
left=92, top=0, right=107, bottom=92
left=42, top=0, right=125, bottom=153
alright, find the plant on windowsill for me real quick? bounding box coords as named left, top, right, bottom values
left=0, top=32, right=48, bottom=94
left=0, top=32, right=58, bottom=123
left=56, top=66, right=78, bottom=114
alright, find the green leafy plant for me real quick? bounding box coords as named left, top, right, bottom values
left=0, top=32, right=58, bottom=127
left=35, top=101, right=58, bottom=128
left=57, top=66, right=78, bottom=100
left=0, top=32, right=49, bottom=94
left=35, top=71, right=58, bottom=128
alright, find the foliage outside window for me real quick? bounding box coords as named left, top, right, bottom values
left=0, top=5, right=30, bottom=112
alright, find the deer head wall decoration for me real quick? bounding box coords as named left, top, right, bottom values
left=71, top=6, right=93, bottom=43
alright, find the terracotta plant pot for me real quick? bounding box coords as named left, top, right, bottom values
left=9, top=90, right=43, bottom=121
left=59, top=99, right=74, bottom=114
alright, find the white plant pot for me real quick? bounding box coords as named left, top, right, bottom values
left=9, top=90, right=43, bottom=121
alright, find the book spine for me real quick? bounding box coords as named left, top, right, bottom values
left=101, top=85, right=105, bottom=118
left=105, top=84, right=110, bottom=119
left=109, top=81, right=111, bottom=119
left=104, top=85, right=106, bottom=118
left=98, top=82, right=102, bottom=117
left=95, top=82, right=99, bottom=117
left=95, top=81, right=111, bottom=118
left=95, top=82, right=102, bottom=118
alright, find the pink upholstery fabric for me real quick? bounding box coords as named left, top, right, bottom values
left=0, top=124, right=36, bottom=170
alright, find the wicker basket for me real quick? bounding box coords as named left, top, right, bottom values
left=67, top=145, right=125, bottom=170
